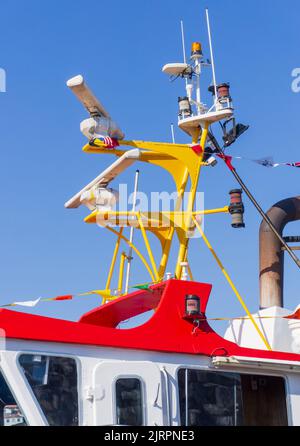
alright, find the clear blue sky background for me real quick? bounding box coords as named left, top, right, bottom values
left=0, top=0, right=299, bottom=335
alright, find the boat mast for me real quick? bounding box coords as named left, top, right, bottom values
left=124, top=170, right=140, bottom=294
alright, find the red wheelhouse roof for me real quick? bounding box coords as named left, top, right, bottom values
left=1, top=279, right=300, bottom=362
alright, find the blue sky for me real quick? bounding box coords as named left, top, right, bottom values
left=0, top=0, right=299, bottom=335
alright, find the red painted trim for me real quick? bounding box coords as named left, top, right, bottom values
left=191, top=145, right=203, bottom=156
left=1, top=279, right=300, bottom=362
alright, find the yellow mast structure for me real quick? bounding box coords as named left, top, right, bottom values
left=65, top=27, right=272, bottom=351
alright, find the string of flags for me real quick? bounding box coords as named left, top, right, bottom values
left=0, top=282, right=156, bottom=309
left=217, top=154, right=300, bottom=169
left=1, top=284, right=300, bottom=321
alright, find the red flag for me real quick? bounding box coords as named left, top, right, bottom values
left=284, top=309, right=300, bottom=319
left=52, top=295, right=73, bottom=301
left=217, top=153, right=234, bottom=171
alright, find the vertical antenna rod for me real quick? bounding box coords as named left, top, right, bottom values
left=125, top=170, right=140, bottom=293
left=171, top=123, right=175, bottom=144
left=180, top=20, right=187, bottom=64
left=205, top=9, right=218, bottom=102
left=181, top=20, right=189, bottom=92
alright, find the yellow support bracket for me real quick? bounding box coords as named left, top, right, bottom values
left=118, top=252, right=127, bottom=294
left=192, top=216, right=272, bottom=351
left=105, top=226, right=155, bottom=282
left=106, top=228, right=123, bottom=290
left=137, top=212, right=159, bottom=282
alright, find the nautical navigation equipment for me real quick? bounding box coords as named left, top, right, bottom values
left=178, top=96, right=192, bottom=118
left=163, top=14, right=234, bottom=136
left=203, top=147, right=218, bottom=167
left=162, top=63, right=193, bottom=78
left=208, top=130, right=300, bottom=268
left=229, top=189, right=245, bottom=228
left=221, top=118, right=249, bottom=148
left=80, top=187, right=119, bottom=212
left=191, top=42, right=203, bottom=59
left=209, top=82, right=233, bottom=111
left=80, top=117, right=121, bottom=141
left=65, top=149, right=140, bottom=209
left=66, top=75, right=124, bottom=140
left=185, top=294, right=202, bottom=318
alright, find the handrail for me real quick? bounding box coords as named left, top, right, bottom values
left=161, top=367, right=172, bottom=426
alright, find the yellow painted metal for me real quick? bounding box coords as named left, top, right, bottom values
left=192, top=216, right=272, bottom=351
left=118, top=252, right=127, bottom=293
left=137, top=213, right=159, bottom=281
left=187, top=263, right=194, bottom=281
left=157, top=165, right=189, bottom=278
left=105, top=226, right=155, bottom=282
left=81, top=132, right=232, bottom=288
left=85, top=205, right=230, bottom=282
left=175, top=124, right=208, bottom=279
left=83, top=138, right=203, bottom=191
left=195, top=206, right=229, bottom=216
left=85, top=208, right=229, bottom=227
left=106, top=228, right=123, bottom=290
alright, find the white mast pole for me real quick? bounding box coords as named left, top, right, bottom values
left=180, top=20, right=187, bottom=65
left=205, top=9, right=218, bottom=105
left=171, top=123, right=175, bottom=144
left=181, top=20, right=190, bottom=98
left=124, top=170, right=140, bottom=294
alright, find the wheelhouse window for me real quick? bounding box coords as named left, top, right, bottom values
left=178, top=369, right=288, bottom=426
left=19, top=354, right=78, bottom=426
left=0, top=369, right=26, bottom=426
left=115, top=378, right=143, bottom=426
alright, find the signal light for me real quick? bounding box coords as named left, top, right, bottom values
left=229, top=189, right=245, bottom=228
left=185, top=295, right=202, bottom=318
left=178, top=96, right=192, bottom=118
left=191, top=42, right=203, bottom=58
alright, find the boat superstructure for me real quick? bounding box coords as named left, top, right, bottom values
left=1, top=11, right=300, bottom=427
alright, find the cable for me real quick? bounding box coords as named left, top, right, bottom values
left=207, top=129, right=300, bottom=269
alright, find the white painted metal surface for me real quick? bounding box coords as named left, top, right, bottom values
left=1, top=337, right=300, bottom=426
left=224, top=305, right=300, bottom=353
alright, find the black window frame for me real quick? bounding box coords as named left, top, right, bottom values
left=177, top=367, right=289, bottom=427
left=114, top=376, right=145, bottom=426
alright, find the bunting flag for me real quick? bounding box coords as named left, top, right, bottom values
left=215, top=152, right=300, bottom=169
left=1, top=295, right=75, bottom=308
left=1, top=290, right=300, bottom=322
left=133, top=284, right=153, bottom=292
left=90, top=136, right=119, bottom=149
left=10, top=298, right=41, bottom=308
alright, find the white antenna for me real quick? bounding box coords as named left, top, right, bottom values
left=205, top=9, right=218, bottom=104
left=180, top=20, right=189, bottom=92
left=180, top=20, right=187, bottom=64
left=171, top=123, right=175, bottom=143
left=124, top=170, right=140, bottom=294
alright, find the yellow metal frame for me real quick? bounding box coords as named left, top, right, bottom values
left=192, top=216, right=272, bottom=351
left=80, top=124, right=272, bottom=350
